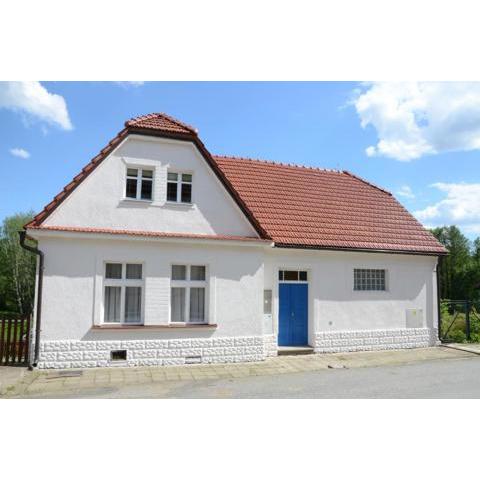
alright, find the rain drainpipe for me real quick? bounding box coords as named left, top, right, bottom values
left=18, top=231, right=43, bottom=370
left=436, top=255, right=442, bottom=343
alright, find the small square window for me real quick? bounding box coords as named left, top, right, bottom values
left=142, top=169, right=153, bottom=179
left=172, top=265, right=187, bottom=280
left=127, top=168, right=138, bottom=177
left=190, top=266, right=206, bottom=281
left=168, top=172, right=178, bottom=181
left=182, top=173, right=192, bottom=182
left=105, top=263, right=122, bottom=279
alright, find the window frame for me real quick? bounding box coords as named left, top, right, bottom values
left=103, top=262, right=145, bottom=324
left=353, top=268, right=388, bottom=292
left=125, top=167, right=154, bottom=202
left=278, top=269, right=309, bottom=283
left=170, top=264, right=208, bottom=324
left=166, top=171, right=193, bottom=204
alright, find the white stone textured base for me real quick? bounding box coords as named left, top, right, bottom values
left=38, top=336, right=266, bottom=369
left=263, top=334, right=278, bottom=357
left=314, top=328, right=438, bottom=353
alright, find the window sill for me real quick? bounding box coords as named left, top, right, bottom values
left=92, top=323, right=217, bottom=330
left=121, top=198, right=153, bottom=204
left=165, top=201, right=194, bottom=208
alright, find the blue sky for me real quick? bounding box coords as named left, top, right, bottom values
left=1, top=81, right=479, bottom=239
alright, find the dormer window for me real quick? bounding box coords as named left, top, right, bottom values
left=167, top=172, right=192, bottom=203
left=126, top=168, right=153, bottom=201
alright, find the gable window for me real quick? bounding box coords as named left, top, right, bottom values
left=170, top=264, right=207, bottom=323
left=126, top=168, right=153, bottom=201
left=354, top=269, right=386, bottom=291
left=104, top=262, right=143, bottom=323
left=167, top=172, right=192, bottom=203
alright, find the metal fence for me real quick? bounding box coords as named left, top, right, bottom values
left=440, top=300, right=480, bottom=343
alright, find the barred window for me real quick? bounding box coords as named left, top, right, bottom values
left=354, top=269, right=386, bottom=291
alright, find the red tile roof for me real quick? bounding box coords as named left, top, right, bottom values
left=213, top=155, right=446, bottom=254
left=26, top=112, right=446, bottom=255
left=125, top=112, right=197, bottom=135
left=29, top=225, right=270, bottom=244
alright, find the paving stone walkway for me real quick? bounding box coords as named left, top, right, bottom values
left=0, top=346, right=473, bottom=398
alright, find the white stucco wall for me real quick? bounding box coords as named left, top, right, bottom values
left=264, top=248, right=439, bottom=352
left=43, top=135, right=257, bottom=237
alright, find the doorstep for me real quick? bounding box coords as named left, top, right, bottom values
left=278, top=346, right=314, bottom=356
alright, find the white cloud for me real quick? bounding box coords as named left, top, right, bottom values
left=116, top=81, right=144, bottom=88
left=397, top=185, right=415, bottom=199
left=9, top=147, right=30, bottom=159
left=0, top=81, right=72, bottom=130
left=414, top=182, right=480, bottom=233
left=353, top=82, right=480, bottom=161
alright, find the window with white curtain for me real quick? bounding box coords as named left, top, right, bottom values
left=104, top=262, right=143, bottom=324
left=170, top=265, right=207, bottom=323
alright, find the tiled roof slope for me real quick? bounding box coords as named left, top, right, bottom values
left=125, top=112, right=197, bottom=135
left=214, top=155, right=446, bottom=254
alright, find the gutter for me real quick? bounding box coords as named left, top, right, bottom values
left=436, top=255, right=443, bottom=343
left=18, top=231, right=44, bottom=369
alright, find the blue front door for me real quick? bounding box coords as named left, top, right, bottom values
left=278, top=283, right=308, bottom=346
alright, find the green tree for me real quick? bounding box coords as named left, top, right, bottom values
left=0, top=212, right=36, bottom=315
left=431, top=226, right=479, bottom=300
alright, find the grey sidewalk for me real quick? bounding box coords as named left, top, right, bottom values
left=1, top=346, right=474, bottom=398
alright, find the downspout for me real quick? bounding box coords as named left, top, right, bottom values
left=19, top=231, right=44, bottom=369
left=436, top=256, right=442, bottom=343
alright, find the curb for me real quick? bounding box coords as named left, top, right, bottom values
left=440, top=344, right=480, bottom=356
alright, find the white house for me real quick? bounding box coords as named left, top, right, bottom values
left=23, top=113, right=447, bottom=369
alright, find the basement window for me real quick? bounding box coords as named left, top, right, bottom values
left=126, top=168, right=153, bottom=201
left=111, top=350, right=127, bottom=361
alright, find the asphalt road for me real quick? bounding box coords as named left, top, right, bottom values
left=30, top=355, right=480, bottom=399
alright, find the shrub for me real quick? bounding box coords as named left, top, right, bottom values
left=448, top=330, right=466, bottom=343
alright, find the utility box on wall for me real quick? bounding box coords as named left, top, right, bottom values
left=406, top=308, right=424, bottom=328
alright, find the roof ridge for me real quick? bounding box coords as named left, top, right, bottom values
left=342, top=170, right=392, bottom=196
left=125, top=112, right=197, bottom=134
left=213, top=154, right=343, bottom=174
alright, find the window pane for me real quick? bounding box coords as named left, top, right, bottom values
left=127, top=168, right=138, bottom=177
left=171, top=287, right=186, bottom=322
left=105, top=263, right=122, bottom=279
left=172, top=265, right=186, bottom=280
left=181, top=183, right=192, bottom=203
left=189, top=287, right=205, bottom=323
left=142, top=169, right=153, bottom=179
left=126, top=264, right=142, bottom=279
left=264, top=289, right=272, bottom=315
left=167, top=182, right=177, bottom=202
left=167, top=172, right=178, bottom=181
left=126, top=178, right=137, bottom=198
left=141, top=179, right=152, bottom=200
left=190, top=265, right=205, bottom=281
left=104, top=286, right=121, bottom=322
left=283, top=271, right=299, bottom=281
left=354, top=269, right=385, bottom=291
left=182, top=173, right=192, bottom=182
left=299, top=271, right=308, bottom=281
left=278, top=271, right=283, bottom=281
left=125, top=287, right=142, bottom=323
